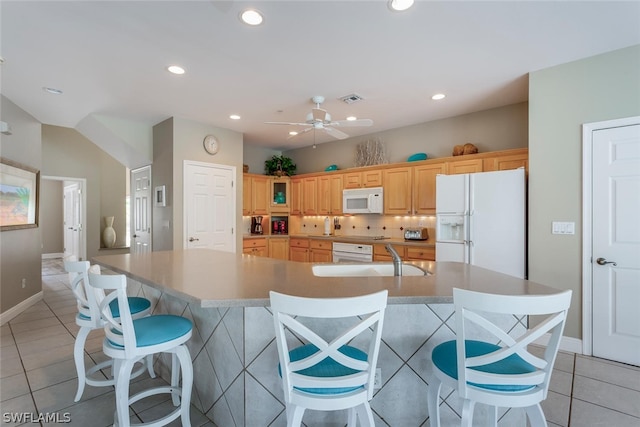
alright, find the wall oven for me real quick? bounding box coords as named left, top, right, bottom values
left=332, top=242, right=373, bottom=263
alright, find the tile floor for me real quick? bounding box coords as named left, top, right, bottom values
left=1, top=259, right=639, bottom=427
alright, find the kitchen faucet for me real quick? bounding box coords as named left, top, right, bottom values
left=385, top=244, right=402, bottom=276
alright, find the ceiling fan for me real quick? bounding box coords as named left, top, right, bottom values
left=265, top=95, right=373, bottom=140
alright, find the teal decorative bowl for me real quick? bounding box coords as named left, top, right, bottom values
left=407, top=153, right=428, bottom=162
left=325, top=164, right=338, bottom=171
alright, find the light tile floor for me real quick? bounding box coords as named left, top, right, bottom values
left=1, top=260, right=639, bottom=426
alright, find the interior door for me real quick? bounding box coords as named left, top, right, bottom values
left=592, top=123, right=640, bottom=365
left=184, top=161, right=235, bottom=252
left=63, top=182, right=81, bottom=259
left=131, top=166, right=152, bottom=254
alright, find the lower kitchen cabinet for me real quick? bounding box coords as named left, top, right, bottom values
left=373, top=243, right=405, bottom=261
left=289, top=237, right=310, bottom=262
left=243, top=238, right=268, bottom=257
left=269, top=238, right=289, bottom=260
left=406, top=246, right=435, bottom=261
left=309, top=239, right=332, bottom=262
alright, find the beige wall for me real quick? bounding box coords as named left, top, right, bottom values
left=529, top=44, right=640, bottom=340
left=0, top=96, right=42, bottom=313
left=284, top=102, right=528, bottom=174
left=243, top=144, right=282, bottom=175
left=41, top=125, right=128, bottom=260
left=40, top=179, right=64, bottom=254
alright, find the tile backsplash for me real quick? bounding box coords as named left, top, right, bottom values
left=290, top=215, right=436, bottom=239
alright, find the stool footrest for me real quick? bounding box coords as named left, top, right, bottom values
left=115, top=386, right=183, bottom=427
left=85, top=359, right=151, bottom=388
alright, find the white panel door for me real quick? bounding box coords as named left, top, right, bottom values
left=131, top=166, right=152, bottom=254
left=63, top=182, right=81, bottom=260
left=592, top=124, right=640, bottom=365
left=469, top=168, right=526, bottom=278
left=184, top=161, right=235, bottom=253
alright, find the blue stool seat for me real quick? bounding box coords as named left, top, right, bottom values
left=77, top=297, right=150, bottom=320
left=280, top=343, right=367, bottom=395
left=108, top=315, right=192, bottom=348
left=432, top=340, right=536, bottom=392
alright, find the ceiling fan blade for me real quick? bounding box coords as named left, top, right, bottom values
left=265, top=121, right=309, bottom=126
left=324, top=126, right=349, bottom=140
left=312, top=108, right=328, bottom=122
left=330, top=118, right=373, bottom=127
left=287, top=127, right=314, bottom=139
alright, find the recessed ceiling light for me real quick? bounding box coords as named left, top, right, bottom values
left=388, top=0, right=414, bottom=12
left=432, top=93, right=446, bottom=100
left=167, top=65, right=185, bottom=75
left=289, top=131, right=298, bottom=136
left=229, top=114, right=241, bottom=120
left=43, top=87, right=63, bottom=95
left=346, top=116, right=357, bottom=121
left=240, top=9, right=263, bottom=26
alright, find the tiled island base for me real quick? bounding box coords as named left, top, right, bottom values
left=129, top=279, right=527, bottom=427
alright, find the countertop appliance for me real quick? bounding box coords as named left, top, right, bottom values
left=251, top=216, right=263, bottom=235
left=404, top=228, right=429, bottom=241
left=343, top=187, right=383, bottom=214
left=435, top=168, right=525, bottom=278
left=332, top=242, right=373, bottom=263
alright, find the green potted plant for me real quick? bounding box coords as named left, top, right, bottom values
left=265, top=155, right=296, bottom=176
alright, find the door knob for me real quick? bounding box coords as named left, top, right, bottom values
left=596, top=257, right=617, bottom=266
left=189, top=237, right=199, bottom=242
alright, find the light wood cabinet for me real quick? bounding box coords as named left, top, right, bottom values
left=383, top=167, right=413, bottom=215
left=343, top=170, right=383, bottom=189
left=289, top=237, right=310, bottom=262
left=290, top=177, right=303, bottom=215
left=270, top=177, right=291, bottom=213
left=318, top=174, right=343, bottom=215
left=302, top=177, right=319, bottom=215
left=413, top=162, right=446, bottom=215
left=373, top=243, right=406, bottom=261
left=405, top=246, right=435, bottom=261
left=243, top=174, right=269, bottom=216
left=447, top=158, right=483, bottom=175
left=268, top=238, right=289, bottom=260
left=484, top=151, right=528, bottom=173
left=242, top=237, right=268, bottom=257
left=309, top=239, right=332, bottom=262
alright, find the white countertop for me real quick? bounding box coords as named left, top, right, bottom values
left=93, top=249, right=559, bottom=308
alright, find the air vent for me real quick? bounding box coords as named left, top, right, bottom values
left=339, top=93, right=364, bottom=104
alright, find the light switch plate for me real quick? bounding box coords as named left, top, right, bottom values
left=552, top=221, right=575, bottom=235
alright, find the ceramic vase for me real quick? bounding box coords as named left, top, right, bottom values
left=103, top=216, right=116, bottom=248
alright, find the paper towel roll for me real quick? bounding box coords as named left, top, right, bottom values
left=324, top=217, right=330, bottom=235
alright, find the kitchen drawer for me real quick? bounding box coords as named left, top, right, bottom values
left=243, top=238, right=267, bottom=249
left=406, top=246, right=435, bottom=261
left=309, top=239, right=332, bottom=250
left=289, top=238, right=309, bottom=248
left=373, top=243, right=405, bottom=257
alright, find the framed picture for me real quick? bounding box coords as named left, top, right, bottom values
left=155, top=185, right=166, bottom=207
left=0, top=157, right=40, bottom=231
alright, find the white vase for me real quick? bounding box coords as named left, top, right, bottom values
left=103, top=216, right=116, bottom=248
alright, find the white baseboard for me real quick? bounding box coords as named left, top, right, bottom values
left=0, top=292, right=44, bottom=325
left=534, top=333, right=583, bottom=354
left=42, top=253, right=64, bottom=259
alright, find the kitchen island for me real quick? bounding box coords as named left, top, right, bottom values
left=93, top=249, right=559, bottom=427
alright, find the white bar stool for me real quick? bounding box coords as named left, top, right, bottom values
left=89, top=272, right=193, bottom=427
left=64, top=259, right=154, bottom=402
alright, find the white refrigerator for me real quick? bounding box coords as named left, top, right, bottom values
left=435, top=168, right=526, bottom=278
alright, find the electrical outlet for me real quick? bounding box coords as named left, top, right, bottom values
left=374, top=368, right=382, bottom=389
left=21, top=278, right=26, bottom=289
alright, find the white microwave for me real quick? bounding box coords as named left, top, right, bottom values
left=342, top=187, right=384, bottom=214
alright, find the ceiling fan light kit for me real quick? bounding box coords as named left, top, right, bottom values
left=265, top=95, right=373, bottom=142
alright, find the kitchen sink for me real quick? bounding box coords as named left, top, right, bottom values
left=312, top=263, right=429, bottom=277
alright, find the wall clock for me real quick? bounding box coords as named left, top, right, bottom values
left=203, top=135, right=219, bottom=155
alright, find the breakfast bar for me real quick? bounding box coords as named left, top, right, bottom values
left=93, top=249, right=560, bottom=426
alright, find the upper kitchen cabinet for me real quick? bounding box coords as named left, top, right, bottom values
left=413, top=162, right=447, bottom=215
left=270, top=177, right=291, bottom=212
left=447, top=158, right=483, bottom=175
left=483, top=148, right=529, bottom=174
left=343, top=169, right=383, bottom=189
left=302, top=177, right=318, bottom=215
left=243, top=174, right=269, bottom=216
left=290, top=177, right=303, bottom=215
left=383, top=166, right=413, bottom=215
left=317, top=173, right=343, bottom=215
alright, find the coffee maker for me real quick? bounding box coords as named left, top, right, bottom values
left=251, top=216, right=263, bottom=235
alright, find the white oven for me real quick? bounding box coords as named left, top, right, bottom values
left=332, top=242, right=373, bottom=263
